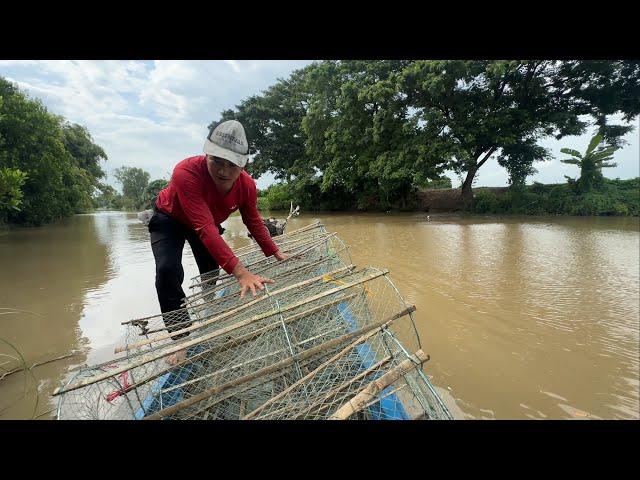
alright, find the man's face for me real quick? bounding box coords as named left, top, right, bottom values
left=207, top=155, right=243, bottom=189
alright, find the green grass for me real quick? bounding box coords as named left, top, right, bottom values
left=472, top=178, right=639, bottom=216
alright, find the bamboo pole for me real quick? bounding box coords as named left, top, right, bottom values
left=117, top=264, right=365, bottom=353
left=186, top=241, right=345, bottom=305
left=181, top=371, right=280, bottom=420
left=243, top=304, right=416, bottom=420
left=328, top=350, right=428, bottom=420
left=356, top=384, right=408, bottom=416
left=228, top=221, right=322, bottom=258
left=121, top=251, right=340, bottom=327
left=209, top=221, right=322, bottom=262
left=119, top=263, right=355, bottom=346
left=290, top=355, right=393, bottom=420
left=160, top=322, right=349, bottom=396
left=0, top=352, right=80, bottom=382
left=257, top=355, right=393, bottom=420
left=191, top=223, right=326, bottom=280
left=188, top=232, right=336, bottom=290
left=183, top=237, right=340, bottom=308
left=144, top=306, right=415, bottom=420
left=55, top=288, right=367, bottom=396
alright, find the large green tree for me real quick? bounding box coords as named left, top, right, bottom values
left=114, top=166, right=150, bottom=209
left=61, top=122, right=107, bottom=191
left=0, top=77, right=105, bottom=225
left=215, top=65, right=316, bottom=182
left=303, top=60, right=432, bottom=209
left=398, top=60, right=640, bottom=205
left=209, top=60, right=639, bottom=211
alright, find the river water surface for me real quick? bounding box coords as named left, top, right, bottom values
left=0, top=211, right=638, bottom=420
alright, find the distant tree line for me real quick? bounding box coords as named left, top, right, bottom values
left=1, top=76, right=167, bottom=224
left=0, top=77, right=109, bottom=225
left=93, top=168, right=167, bottom=211
left=217, top=60, right=639, bottom=211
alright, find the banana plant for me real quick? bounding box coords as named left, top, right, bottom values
left=560, top=133, right=619, bottom=192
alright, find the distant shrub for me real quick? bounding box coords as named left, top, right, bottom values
left=470, top=178, right=638, bottom=216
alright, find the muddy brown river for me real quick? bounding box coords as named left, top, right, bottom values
left=1, top=211, right=638, bottom=420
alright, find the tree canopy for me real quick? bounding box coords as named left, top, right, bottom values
left=0, top=76, right=107, bottom=225
left=218, top=60, right=639, bottom=210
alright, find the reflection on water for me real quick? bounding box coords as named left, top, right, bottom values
left=0, top=211, right=638, bottom=419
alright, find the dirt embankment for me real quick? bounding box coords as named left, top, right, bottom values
left=417, top=187, right=509, bottom=212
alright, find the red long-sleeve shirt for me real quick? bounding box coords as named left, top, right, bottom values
left=155, top=155, right=278, bottom=274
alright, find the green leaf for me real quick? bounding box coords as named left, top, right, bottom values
left=560, top=158, right=581, bottom=165
left=586, top=134, right=603, bottom=155
left=560, top=148, right=582, bottom=158
left=592, top=147, right=617, bottom=159
left=594, top=156, right=614, bottom=164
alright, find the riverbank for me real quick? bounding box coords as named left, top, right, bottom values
left=468, top=178, right=639, bottom=216
left=259, top=178, right=639, bottom=217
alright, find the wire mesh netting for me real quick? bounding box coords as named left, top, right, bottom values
left=54, top=222, right=453, bottom=420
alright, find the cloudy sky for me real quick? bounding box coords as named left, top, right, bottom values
left=1, top=60, right=638, bottom=190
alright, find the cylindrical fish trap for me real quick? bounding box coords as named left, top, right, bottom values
left=54, top=223, right=452, bottom=420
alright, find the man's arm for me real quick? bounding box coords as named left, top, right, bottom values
left=239, top=180, right=284, bottom=258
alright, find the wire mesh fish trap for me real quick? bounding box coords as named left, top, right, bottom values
left=191, top=220, right=331, bottom=291
left=54, top=223, right=452, bottom=420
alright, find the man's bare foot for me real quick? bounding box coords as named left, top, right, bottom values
left=165, top=349, right=187, bottom=366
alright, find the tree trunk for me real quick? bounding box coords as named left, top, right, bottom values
left=461, top=167, right=477, bottom=209
left=460, top=148, right=496, bottom=209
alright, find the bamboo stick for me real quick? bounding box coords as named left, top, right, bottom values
left=356, top=384, right=408, bottom=415
left=144, top=306, right=415, bottom=420
left=186, top=241, right=345, bottom=305
left=228, top=221, right=322, bottom=258
left=290, top=355, right=393, bottom=420
left=193, top=224, right=326, bottom=277
left=117, top=264, right=363, bottom=352
left=243, top=304, right=416, bottom=419
left=328, top=350, right=428, bottom=420
left=0, top=352, right=80, bottom=381
left=183, top=243, right=340, bottom=310
left=120, top=247, right=341, bottom=326
left=181, top=371, right=281, bottom=420
left=257, top=355, right=393, bottom=420
left=55, top=289, right=365, bottom=396
left=208, top=221, right=322, bottom=263
left=188, top=232, right=337, bottom=291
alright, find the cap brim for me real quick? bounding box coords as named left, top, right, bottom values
left=204, top=139, right=248, bottom=168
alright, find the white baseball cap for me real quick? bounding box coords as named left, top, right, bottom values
left=204, top=120, right=249, bottom=168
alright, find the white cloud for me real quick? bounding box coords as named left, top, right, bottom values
left=1, top=60, right=313, bottom=191
left=225, top=60, right=242, bottom=73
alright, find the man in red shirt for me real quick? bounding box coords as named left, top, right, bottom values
left=149, top=120, right=288, bottom=363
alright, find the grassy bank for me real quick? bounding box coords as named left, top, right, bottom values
left=471, top=178, right=639, bottom=216
left=259, top=178, right=639, bottom=217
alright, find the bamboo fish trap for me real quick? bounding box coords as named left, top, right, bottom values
left=54, top=222, right=453, bottom=420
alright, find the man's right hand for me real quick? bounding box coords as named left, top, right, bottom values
left=232, top=263, right=274, bottom=299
